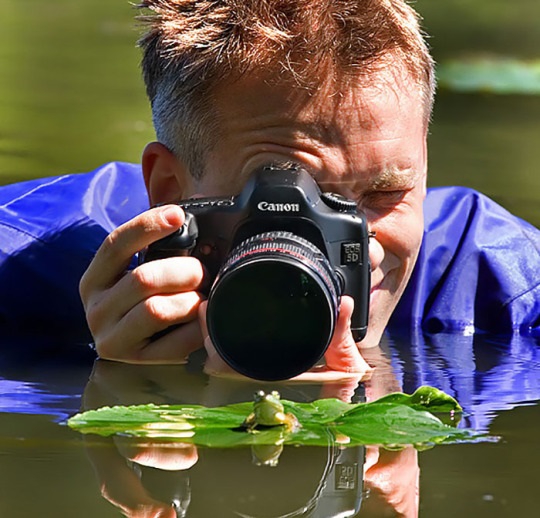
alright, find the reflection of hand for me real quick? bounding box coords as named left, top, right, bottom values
left=359, top=343, right=420, bottom=517
left=79, top=205, right=206, bottom=364
left=85, top=434, right=196, bottom=518
left=82, top=359, right=207, bottom=409
left=362, top=446, right=419, bottom=518
left=114, top=436, right=198, bottom=471
left=82, top=361, right=202, bottom=517
left=81, top=348, right=418, bottom=516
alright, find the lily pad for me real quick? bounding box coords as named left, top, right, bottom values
left=67, top=386, right=491, bottom=448
left=437, top=58, right=540, bottom=95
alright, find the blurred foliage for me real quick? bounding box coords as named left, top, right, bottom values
left=415, top=0, right=540, bottom=61
left=0, top=0, right=153, bottom=182
left=416, top=1, right=540, bottom=94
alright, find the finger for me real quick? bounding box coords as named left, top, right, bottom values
left=89, top=256, right=205, bottom=330
left=114, top=437, right=198, bottom=471
left=135, top=320, right=204, bottom=363
left=325, top=296, right=372, bottom=373
left=80, top=205, right=184, bottom=305
left=97, top=292, right=204, bottom=362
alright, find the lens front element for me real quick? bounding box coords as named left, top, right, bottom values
left=206, top=232, right=340, bottom=380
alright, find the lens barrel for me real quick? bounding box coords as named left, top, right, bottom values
left=206, top=231, right=341, bottom=380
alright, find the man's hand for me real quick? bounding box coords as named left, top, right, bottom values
left=79, top=205, right=206, bottom=363
left=80, top=205, right=371, bottom=381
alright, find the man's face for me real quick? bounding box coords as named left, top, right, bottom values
left=181, top=70, right=427, bottom=349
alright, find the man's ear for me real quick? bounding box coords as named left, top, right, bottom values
left=142, top=142, right=190, bottom=205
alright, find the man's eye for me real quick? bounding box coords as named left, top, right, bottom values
left=360, top=190, right=407, bottom=209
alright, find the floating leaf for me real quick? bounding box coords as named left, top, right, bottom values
left=365, top=385, right=462, bottom=413
left=67, top=386, right=492, bottom=449
left=437, top=58, right=540, bottom=94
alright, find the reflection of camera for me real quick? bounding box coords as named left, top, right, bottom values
left=136, top=442, right=365, bottom=518
left=141, top=164, right=370, bottom=380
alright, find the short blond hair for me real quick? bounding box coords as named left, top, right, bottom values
left=138, top=0, right=435, bottom=178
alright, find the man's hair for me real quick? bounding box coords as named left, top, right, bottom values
left=138, top=0, right=435, bottom=179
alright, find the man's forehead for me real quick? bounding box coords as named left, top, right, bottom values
left=215, top=63, right=420, bottom=119
left=202, top=65, right=427, bottom=194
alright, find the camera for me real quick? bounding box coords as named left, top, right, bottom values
left=140, top=164, right=370, bottom=380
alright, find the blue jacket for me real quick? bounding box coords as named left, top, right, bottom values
left=1, top=161, right=538, bottom=339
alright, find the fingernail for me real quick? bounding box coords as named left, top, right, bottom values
left=161, top=205, right=183, bottom=227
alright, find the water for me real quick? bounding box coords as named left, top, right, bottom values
left=0, top=333, right=538, bottom=517
left=0, top=1, right=539, bottom=516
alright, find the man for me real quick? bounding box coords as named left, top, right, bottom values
left=0, top=0, right=537, bottom=374
left=79, top=0, right=435, bottom=376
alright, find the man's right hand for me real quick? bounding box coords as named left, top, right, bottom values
left=79, top=205, right=206, bottom=363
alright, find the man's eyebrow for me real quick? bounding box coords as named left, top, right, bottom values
left=316, top=165, right=420, bottom=191
left=365, top=166, right=419, bottom=190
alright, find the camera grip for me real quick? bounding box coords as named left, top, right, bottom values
left=351, top=327, right=367, bottom=343
left=138, top=212, right=199, bottom=263
left=344, top=268, right=370, bottom=343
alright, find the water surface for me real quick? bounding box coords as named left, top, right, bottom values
left=1, top=332, right=538, bottom=517
left=1, top=0, right=539, bottom=228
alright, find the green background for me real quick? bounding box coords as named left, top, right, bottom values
left=0, top=0, right=539, bottom=225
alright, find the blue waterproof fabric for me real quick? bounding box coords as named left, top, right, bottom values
left=0, top=163, right=148, bottom=340
left=1, top=161, right=538, bottom=339
left=390, top=185, right=540, bottom=337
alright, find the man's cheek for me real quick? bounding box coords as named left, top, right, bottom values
left=389, top=211, right=424, bottom=261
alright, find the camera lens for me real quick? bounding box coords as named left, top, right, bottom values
left=206, top=231, right=341, bottom=381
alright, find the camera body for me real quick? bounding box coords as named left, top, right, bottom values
left=141, top=164, right=370, bottom=380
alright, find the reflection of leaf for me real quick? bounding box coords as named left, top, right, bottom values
left=67, top=386, right=493, bottom=449
left=437, top=58, right=540, bottom=94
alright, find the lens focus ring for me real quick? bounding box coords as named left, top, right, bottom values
left=218, top=231, right=340, bottom=297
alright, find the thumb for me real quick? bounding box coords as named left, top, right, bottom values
left=325, top=296, right=371, bottom=373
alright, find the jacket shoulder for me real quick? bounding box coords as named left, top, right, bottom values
left=0, top=162, right=148, bottom=339
left=391, top=186, right=540, bottom=336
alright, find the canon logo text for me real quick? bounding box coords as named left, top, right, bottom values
left=257, top=201, right=301, bottom=212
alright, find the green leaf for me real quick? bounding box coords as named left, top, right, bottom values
left=338, top=404, right=467, bottom=447
left=437, top=58, right=540, bottom=95
left=367, top=385, right=463, bottom=413
left=67, top=387, right=492, bottom=449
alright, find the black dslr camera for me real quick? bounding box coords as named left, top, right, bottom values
left=140, top=164, right=370, bottom=380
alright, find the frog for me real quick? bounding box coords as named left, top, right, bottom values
left=242, top=390, right=300, bottom=433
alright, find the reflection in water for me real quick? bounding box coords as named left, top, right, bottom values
left=85, top=434, right=366, bottom=518
left=0, top=333, right=94, bottom=420
left=0, top=331, right=538, bottom=516
left=385, top=332, right=540, bottom=431
left=81, top=361, right=368, bottom=518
